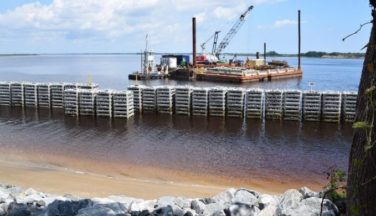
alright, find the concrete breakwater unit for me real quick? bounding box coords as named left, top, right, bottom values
left=0, top=81, right=357, bottom=123
left=126, top=85, right=358, bottom=123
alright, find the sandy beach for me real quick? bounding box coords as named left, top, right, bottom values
left=0, top=148, right=324, bottom=199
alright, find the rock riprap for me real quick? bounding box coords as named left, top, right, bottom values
left=0, top=184, right=338, bottom=216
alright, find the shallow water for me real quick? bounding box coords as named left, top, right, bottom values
left=0, top=55, right=361, bottom=189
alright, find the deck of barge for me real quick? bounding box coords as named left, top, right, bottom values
left=195, top=68, right=302, bottom=83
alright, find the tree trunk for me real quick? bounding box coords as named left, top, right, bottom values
left=347, top=2, right=376, bottom=215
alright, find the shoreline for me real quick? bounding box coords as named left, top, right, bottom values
left=0, top=148, right=325, bottom=199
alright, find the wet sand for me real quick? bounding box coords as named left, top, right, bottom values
left=0, top=149, right=323, bottom=199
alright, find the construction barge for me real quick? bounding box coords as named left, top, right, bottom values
left=129, top=5, right=304, bottom=84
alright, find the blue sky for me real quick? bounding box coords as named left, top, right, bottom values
left=0, top=0, right=372, bottom=54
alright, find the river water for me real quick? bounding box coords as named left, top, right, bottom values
left=0, top=55, right=363, bottom=191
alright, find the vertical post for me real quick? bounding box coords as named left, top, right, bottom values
left=192, top=17, right=197, bottom=68
left=264, top=42, right=267, bottom=65
left=298, top=10, right=301, bottom=70
left=256, top=52, right=260, bottom=59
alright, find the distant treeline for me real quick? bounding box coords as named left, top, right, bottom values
left=0, top=52, right=366, bottom=59
left=263, top=51, right=365, bottom=58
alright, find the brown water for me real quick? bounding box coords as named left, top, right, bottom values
left=0, top=55, right=359, bottom=194
left=0, top=106, right=353, bottom=190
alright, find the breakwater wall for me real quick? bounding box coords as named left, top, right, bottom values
left=0, top=81, right=358, bottom=123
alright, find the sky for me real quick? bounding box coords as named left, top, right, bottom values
left=0, top=0, right=373, bottom=54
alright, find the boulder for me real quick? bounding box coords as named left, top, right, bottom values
left=228, top=203, right=260, bottom=216
left=45, top=199, right=93, bottom=216
left=203, top=202, right=225, bottom=216
left=190, top=200, right=206, bottom=215
left=152, top=205, right=174, bottom=216
left=257, top=203, right=277, bottom=216
left=96, top=203, right=128, bottom=215
left=277, top=189, right=303, bottom=212
left=232, top=189, right=259, bottom=206
left=129, top=200, right=156, bottom=212
left=258, top=194, right=278, bottom=209
left=299, top=187, right=319, bottom=199
left=0, top=203, right=7, bottom=216
left=213, top=188, right=236, bottom=205
left=76, top=205, right=117, bottom=216
left=277, top=196, right=337, bottom=216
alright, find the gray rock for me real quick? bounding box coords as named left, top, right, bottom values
left=228, top=203, right=260, bottom=216
left=129, top=200, right=156, bottom=212
left=156, top=196, right=175, bottom=207
left=174, top=197, right=191, bottom=209
left=232, top=189, right=259, bottom=206
left=77, top=205, right=117, bottom=216
left=257, top=194, right=278, bottom=210
left=190, top=200, right=206, bottom=215
left=0, top=203, right=7, bottom=216
left=277, top=189, right=303, bottom=212
left=152, top=205, right=174, bottom=216
left=96, top=203, right=128, bottom=215
left=45, top=199, right=93, bottom=216
left=213, top=188, right=236, bottom=205
left=277, top=196, right=337, bottom=216
left=257, top=203, right=277, bottom=216
left=203, top=202, right=225, bottom=216
left=298, top=187, right=319, bottom=199
left=6, top=203, right=31, bottom=216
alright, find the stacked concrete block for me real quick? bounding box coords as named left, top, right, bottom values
left=63, top=89, right=79, bottom=116
left=175, top=86, right=192, bottom=115
left=76, top=83, right=99, bottom=90
left=64, top=83, right=77, bottom=90
left=342, top=91, right=358, bottom=122
left=226, top=88, right=245, bottom=118
left=303, top=91, right=322, bottom=121
left=192, top=87, right=209, bottom=116
left=112, top=90, right=134, bottom=118
left=157, top=86, right=175, bottom=114
left=142, top=87, right=157, bottom=113
left=78, top=89, right=97, bottom=116
left=209, top=88, right=227, bottom=117
left=23, top=83, right=38, bottom=107
left=0, top=82, right=11, bottom=106
left=37, top=83, right=51, bottom=108
left=128, top=85, right=145, bottom=112
left=96, top=90, right=113, bottom=117
left=50, top=83, right=65, bottom=109
left=245, top=89, right=264, bottom=119
left=283, top=90, right=303, bottom=121
left=10, top=82, right=24, bottom=106
left=322, top=91, right=342, bottom=122
left=265, top=90, right=284, bottom=120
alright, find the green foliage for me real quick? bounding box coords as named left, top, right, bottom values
left=323, top=168, right=347, bottom=203
left=353, top=121, right=372, bottom=129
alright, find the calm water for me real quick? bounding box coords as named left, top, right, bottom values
left=0, top=54, right=362, bottom=91
left=0, top=55, right=363, bottom=186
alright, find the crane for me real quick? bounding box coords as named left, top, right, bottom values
left=200, top=31, right=220, bottom=54
left=215, top=5, right=254, bottom=57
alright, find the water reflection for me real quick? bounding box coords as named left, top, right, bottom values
left=0, top=105, right=352, bottom=184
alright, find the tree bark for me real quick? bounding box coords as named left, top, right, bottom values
left=347, top=1, right=376, bottom=215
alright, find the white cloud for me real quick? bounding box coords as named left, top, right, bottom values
left=257, top=18, right=300, bottom=29
left=0, top=0, right=287, bottom=52
left=274, top=19, right=298, bottom=28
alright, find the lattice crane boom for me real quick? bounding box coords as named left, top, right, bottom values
left=215, top=5, right=254, bottom=56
